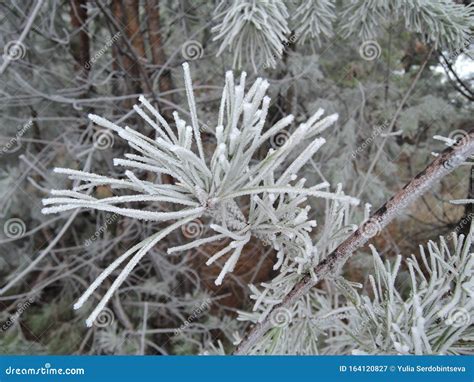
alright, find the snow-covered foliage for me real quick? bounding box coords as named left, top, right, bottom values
left=212, top=0, right=473, bottom=69
left=2, top=0, right=473, bottom=356
left=293, top=0, right=336, bottom=46
left=212, top=0, right=290, bottom=71
left=236, top=219, right=473, bottom=355
left=41, top=63, right=358, bottom=327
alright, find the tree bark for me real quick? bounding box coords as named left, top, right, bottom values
left=70, top=0, right=90, bottom=78
left=144, top=0, right=175, bottom=185
left=122, top=0, right=146, bottom=93
left=145, top=0, right=175, bottom=113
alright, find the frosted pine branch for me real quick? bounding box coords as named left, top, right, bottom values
left=234, top=130, right=474, bottom=354
left=41, top=63, right=357, bottom=326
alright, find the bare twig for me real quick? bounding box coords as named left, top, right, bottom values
left=234, top=130, right=474, bottom=354
left=0, top=0, right=44, bottom=76
left=438, top=50, right=474, bottom=101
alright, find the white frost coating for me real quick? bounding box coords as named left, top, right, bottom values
left=239, top=222, right=474, bottom=354
left=42, top=64, right=358, bottom=325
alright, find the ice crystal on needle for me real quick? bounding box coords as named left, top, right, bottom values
left=42, top=63, right=358, bottom=326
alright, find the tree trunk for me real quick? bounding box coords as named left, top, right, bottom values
left=144, top=0, right=176, bottom=185
left=69, top=0, right=90, bottom=79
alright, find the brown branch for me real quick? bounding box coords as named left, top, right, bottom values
left=234, top=131, right=474, bottom=354
left=144, top=0, right=176, bottom=185
left=123, top=0, right=146, bottom=59
left=70, top=0, right=90, bottom=78
left=145, top=0, right=175, bottom=110
left=96, top=0, right=156, bottom=101
left=438, top=50, right=474, bottom=100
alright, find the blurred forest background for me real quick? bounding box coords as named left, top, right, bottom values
left=0, top=0, right=473, bottom=355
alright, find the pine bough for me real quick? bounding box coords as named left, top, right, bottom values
left=42, top=63, right=359, bottom=327
left=211, top=0, right=473, bottom=70
left=237, top=194, right=473, bottom=354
